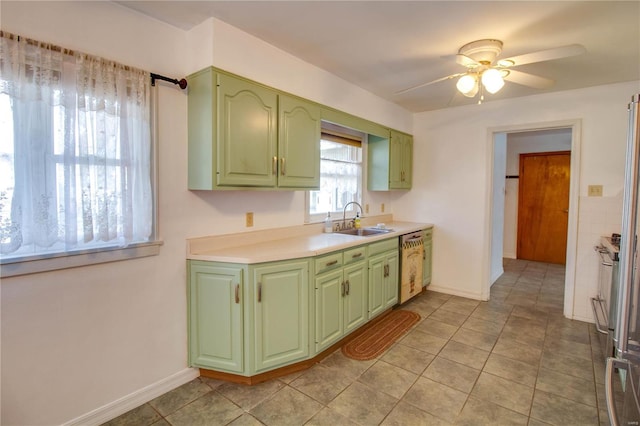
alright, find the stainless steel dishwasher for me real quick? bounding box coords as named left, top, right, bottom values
left=399, top=231, right=424, bottom=304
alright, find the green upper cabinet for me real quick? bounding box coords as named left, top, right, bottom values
left=277, top=95, right=321, bottom=188
left=368, top=129, right=413, bottom=191
left=218, top=73, right=278, bottom=187
left=187, top=67, right=320, bottom=190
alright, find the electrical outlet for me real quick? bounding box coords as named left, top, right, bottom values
left=381, top=203, right=385, bottom=213
left=246, top=212, right=254, bottom=227
left=588, top=185, right=603, bottom=197
left=365, top=203, right=369, bottom=214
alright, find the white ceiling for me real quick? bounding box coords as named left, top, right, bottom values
left=116, top=1, right=640, bottom=112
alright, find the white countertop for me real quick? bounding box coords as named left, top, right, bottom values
left=188, top=221, right=433, bottom=264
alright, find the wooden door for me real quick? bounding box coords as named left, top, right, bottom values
left=517, top=151, right=571, bottom=264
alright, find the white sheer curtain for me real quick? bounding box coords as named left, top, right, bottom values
left=0, top=34, right=152, bottom=258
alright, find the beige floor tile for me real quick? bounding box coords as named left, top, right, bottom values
left=399, top=328, right=448, bottom=355
left=358, top=360, right=419, bottom=399
left=381, top=401, right=451, bottom=426
left=535, top=368, right=597, bottom=407
left=289, top=364, right=352, bottom=404
left=423, top=356, right=481, bottom=393
left=148, top=379, right=212, bottom=417
left=403, top=377, right=468, bottom=421
left=539, top=350, right=594, bottom=381
left=482, top=352, right=538, bottom=387
left=249, top=386, right=322, bottom=426
left=102, top=404, right=162, bottom=426
left=438, top=340, right=490, bottom=370
left=328, top=381, right=398, bottom=425
left=305, top=407, right=359, bottom=426
left=381, top=343, right=435, bottom=375
left=319, top=349, right=376, bottom=380
left=451, top=327, right=498, bottom=352
left=470, top=372, right=534, bottom=416
left=415, top=318, right=459, bottom=339
left=226, top=413, right=263, bottom=426
left=164, top=391, right=243, bottom=426
left=454, top=396, right=528, bottom=426
left=217, top=380, right=285, bottom=411
left=427, top=308, right=469, bottom=327
left=492, top=336, right=543, bottom=366
left=530, top=389, right=599, bottom=425
left=461, top=316, right=506, bottom=335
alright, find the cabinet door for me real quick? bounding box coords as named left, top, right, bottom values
left=423, top=229, right=433, bottom=286
left=278, top=95, right=321, bottom=188
left=389, top=130, right=405, bottom=189
left=188, top=262, right=244, bottom=373
left=389, top=130, right=413, bottom=190
left=217, top=73, right=278, bottom=187
left=315, top=269, right=344, bottom=352
left=368, top=254, right=386, bottom=319
left=401, top=135, right=413, bottom=189
left=253, top=260, right=309, bottom=372
left=344, top=261, right=367, bottom=333
left=384, top=251, right=400, bottom=309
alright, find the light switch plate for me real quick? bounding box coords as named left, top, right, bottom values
left=588, top=185, right=603, bottom=197
left=246, top=212, right=254, bottom=227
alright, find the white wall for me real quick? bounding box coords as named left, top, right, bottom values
left=394, top=81, right=639, bottom=319
left=491, top=133, right=507, bottom=284
left=503, top=129, right=572, bottom=258
left=0, top=2, right=412, bottom=425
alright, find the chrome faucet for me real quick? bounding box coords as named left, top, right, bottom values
left=342, top=201, right=363, bottom=230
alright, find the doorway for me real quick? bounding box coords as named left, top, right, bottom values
left=485, top=121, right=580, bottom=319
left=517, top=151, right=571, bottom=264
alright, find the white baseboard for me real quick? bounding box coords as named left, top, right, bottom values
left=426, top=284, right=486, bottom=301
left=63, top=368, right=199, bottom=426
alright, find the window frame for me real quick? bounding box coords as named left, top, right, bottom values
left=305, top=123, right=366, bottom=224
left=0, top=83, right=162, bottom=279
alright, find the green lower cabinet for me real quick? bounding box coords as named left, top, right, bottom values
left=368, top=239, right=399, bottom=319
left=343, top=262, right=367, bottom=333
left=188, top=262, right=244, bottom=373
left=423, top=228, right=433, bottom=286
left=252, top=260, right=310, bottom=372
left=314, top=246, right=368, bottom=353
left=314, top=269, right=345, bottom=351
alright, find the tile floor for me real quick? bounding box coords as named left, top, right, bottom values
left=105, top=259, right=607, bottom=425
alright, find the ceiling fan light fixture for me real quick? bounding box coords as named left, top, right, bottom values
left=456, top=74, right=478, bottom=97
left=481, top=68, right=505, bottom=94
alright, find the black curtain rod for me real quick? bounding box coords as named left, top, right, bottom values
left=150, top=73, right=187, bottom=90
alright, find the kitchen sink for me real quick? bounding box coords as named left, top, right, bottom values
left=337, top=227, right=393, bottom=237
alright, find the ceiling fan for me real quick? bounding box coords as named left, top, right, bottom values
left=396, top=39, right=586, bottom=101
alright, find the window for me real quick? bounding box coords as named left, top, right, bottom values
left=0, top=33, right=158, bottom=274
left=307, top=125, right=363, bottom=222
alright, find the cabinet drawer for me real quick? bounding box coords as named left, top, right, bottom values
left=368, top=238, right=399, bottom=256
left=344, top=246, right=366, bottom=265
left=315, top=252, right=343, bottom=275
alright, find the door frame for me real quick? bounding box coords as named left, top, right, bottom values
left=482, top=119, right=581, bottom=319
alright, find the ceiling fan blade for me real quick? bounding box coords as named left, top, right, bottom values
left=498, top=44, right=586, bottom=67
left=504, top=69, right=555, bottom=89
left=394, top=73, right=465, bottom=95
left=456, top=54, right=479, bottom=68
